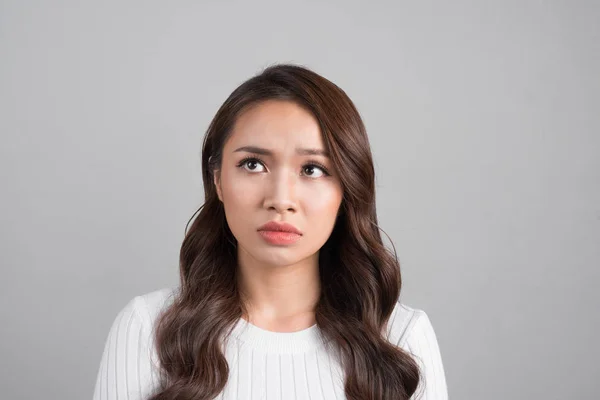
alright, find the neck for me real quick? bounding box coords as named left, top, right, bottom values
left=236, top=246, right=321, bottom=328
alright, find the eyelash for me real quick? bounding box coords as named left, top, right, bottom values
left=236, top=156, right=331, bottom=177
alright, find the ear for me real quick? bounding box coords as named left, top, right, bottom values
left=213, top=170, right=223, bottom=202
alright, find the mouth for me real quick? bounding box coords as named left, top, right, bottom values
left=257, top=230, right=302, bottom=245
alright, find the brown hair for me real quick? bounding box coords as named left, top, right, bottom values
left=148, top=63, right=421, bottom=399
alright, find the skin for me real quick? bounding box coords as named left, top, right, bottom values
left=213, top=99, right=343, bottom=332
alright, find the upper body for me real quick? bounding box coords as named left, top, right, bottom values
left=93, top=63, right=449, bottom=400
left=92, top=287, right=448, bottom=400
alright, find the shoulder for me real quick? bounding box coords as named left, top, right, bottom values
left=113, top=288, right=178, bottom=367
left=386, top=300, right=438, bottom=349
left=107, top=286, right=178, bottom=337
left=130, top=286, right=179, bottom=329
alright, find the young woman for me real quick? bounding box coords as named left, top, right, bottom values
left=93, top=64, right=448, bottom=400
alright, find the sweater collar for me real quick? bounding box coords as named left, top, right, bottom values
left=228, top=317, right=329, bottom=354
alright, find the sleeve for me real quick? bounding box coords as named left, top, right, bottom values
left=92, top=296, right=159, bottom=400
left=404, top=311, right=449, bottom=400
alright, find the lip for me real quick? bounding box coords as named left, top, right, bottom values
left=258, top=230, right=301, bottom=245
left=257, top=221, right=302, bottom=246
left=257, top=221, right=302, bottom=235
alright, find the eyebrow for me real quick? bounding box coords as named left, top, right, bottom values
left=233, top=146, right=330, bottom=158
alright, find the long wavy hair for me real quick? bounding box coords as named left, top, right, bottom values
left=148, top=63, right=421, bottom=400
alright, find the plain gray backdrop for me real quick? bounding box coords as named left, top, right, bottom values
left=1, top=1, right=598, bottom=399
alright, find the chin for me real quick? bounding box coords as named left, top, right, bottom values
left=259, top=252, right=299, bottom=267
left=251, top=247, right=304, bottom=267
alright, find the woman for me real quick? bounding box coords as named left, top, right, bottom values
left=92, top=64, right=448, bottom=400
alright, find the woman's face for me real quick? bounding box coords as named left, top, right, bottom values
left=214, top=99, right=343, bottom=268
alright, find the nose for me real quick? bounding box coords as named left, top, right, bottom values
left=263, top=168, right=297, bottom=214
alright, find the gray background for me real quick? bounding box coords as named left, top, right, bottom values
left=1, top=1, right=598, bottom=399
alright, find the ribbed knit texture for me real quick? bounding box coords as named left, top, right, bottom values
left=92, top=288, right=448, bottom=399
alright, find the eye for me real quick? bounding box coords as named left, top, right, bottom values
left=302, top=164, right=329, bottom=178
left=302, top=159, right=331, bottom=178
left=237, top=157, right=267, bottom=173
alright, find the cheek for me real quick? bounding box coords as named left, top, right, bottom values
left=301, top=188, right=342, bottom=252
left=221, top=170, right=258, bottom=205
left=305, top=187, right=342, bottom=222
left=220, top=172, right=257, bottom=232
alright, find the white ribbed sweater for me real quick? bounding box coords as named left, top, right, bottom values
left=92, top=288, right=448, bottom=400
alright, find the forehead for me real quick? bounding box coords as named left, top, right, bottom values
left=227, top=100, right=324, bottom=151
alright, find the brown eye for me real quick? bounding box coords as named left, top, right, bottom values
left=302, top=164, right=326, bottom=178
left=237, top=157, right=267, bottom=173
